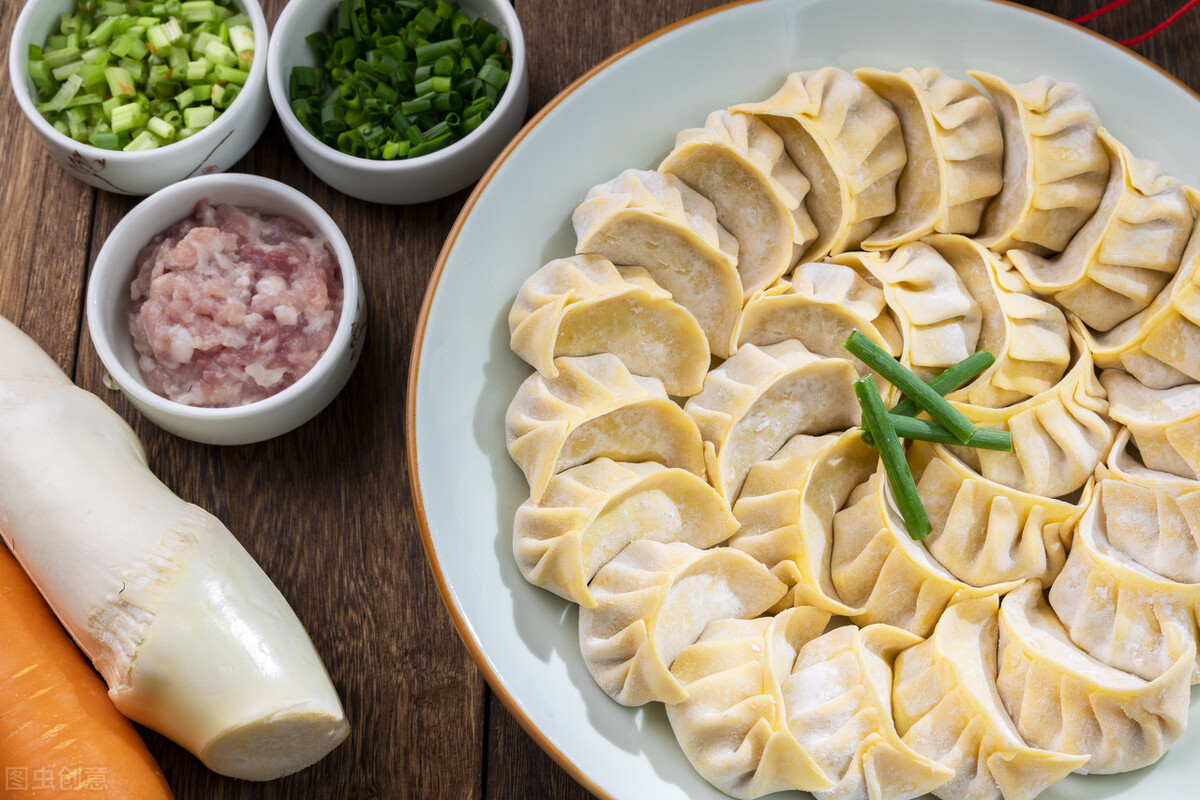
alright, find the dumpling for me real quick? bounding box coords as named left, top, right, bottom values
left=578, top=540, right=787, bottom=706
left=996, top=580, right=1193, bottom=774
left=780, top=623, right=954, bottom=800
left=736, top=260, right=903, bottom=384
left=969, top=73, right=1109, bottom=256
left=946, top=321, right=1115, bottom=498
left=659, top=109, right=818, bottom=296
left=833, top=243, right=982, bottom=382
left=731, top=67, right=907, bottom=258
left=1100, top=428, right=1200, bottom=583
left=508, top=255, right=710, bottom=396
left=1048, top=480, right=1200, bottom=683
left=925, top=234, right=1070, bottom=408
left=1086, top=187, right=1200, bottom=388
left=1102, top=369, right=1200, bottom=480
left=1008, top=129, right=1194, bottom=332
left=505, top=354, right=705, bottom=502
left=731, top=431, right=878, bottom=616
left=854, top=67, right=1004, bottom=250
left=831, top=469, right=1022, bottom=638
left=667, top=607, right=835, bottom=799
left=892, top=596, right=1089, bottom=800
left=684, top=341, right=860, bottom=502
left=513, top=459, right=737, bottom=607
left=572, top=169, right=743, bottom=357
left=908, top=442, right=1088, bottom=587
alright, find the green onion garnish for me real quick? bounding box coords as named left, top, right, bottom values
left=863, top=414, right=1013, bottom=452
left=891, top=351, right=995, bottom=418
left=854, top=375, right=932, bottom=540
left=843, top=330, right=978, bottom=445
left=288, top=0, right=514, bottom=161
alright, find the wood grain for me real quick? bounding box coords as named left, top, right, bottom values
left=1, top=1, right=1199, bottom=799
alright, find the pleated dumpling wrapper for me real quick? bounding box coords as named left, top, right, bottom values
left=731, top=67, right=907, bottom=259
left=737, top=260, right=904, bottom=383
left=893, top=596, right=1089, bottom=800
left=997, top=580, right=1193, bottom=774
left=513, top=458, right=737, bottom=607
left=660, top=109, right=818, bottom=297
left=684, top=340, right=860, bottom=503
left=732, top=431, right=877, bottom=616
left=834, top=243, right=983, bottom=382
left=1048, top=480, right=1200, bottom=683
left=969, top=72, right=1109, bottom=256
left=854, top=67, right=1004, bottom=250
left=578, top=540, right=786, bottom=706
left=831, top=470, right=1022, bottom=638
left=780, top=623, right=954, bottom=800
left=1102, top=369, right=1200, bottom=480
left=908, top=442, right=1088, bottom=587
left=506, top=354, right=704, bottom=503
left=667, top=607, right=835, bottom=799
left=946, top=321, right=1115, bottom=498
left=1099, top=427, right=1200, bottom=583
left=924, top=234, right=1070, bottom=408
left=1008, top=129, right=1194, bottom=332
left=1086, top=187, right=1200, bottom=389
left=508, top=254, right=710, bottom=397
left=572, top=169, right=742, bottom=357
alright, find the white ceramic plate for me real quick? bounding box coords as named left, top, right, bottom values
left=408, top=1, right=1200, bottom=798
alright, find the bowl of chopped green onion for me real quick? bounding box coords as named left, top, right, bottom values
left=266, top=0, right=528, bottom=205
left=9, top=0, right=272, bottom=195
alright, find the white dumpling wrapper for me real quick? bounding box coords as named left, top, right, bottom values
left=1102, top=369, right=1200, bottom=480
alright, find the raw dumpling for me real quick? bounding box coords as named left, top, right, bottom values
left=660, top=109, right=818, bottom=297
left=731, top=67, right=907, bottom=258
left=892, top=596, right=1089, bottom=800
left=508, top=255, right=710, bottom=396
left=736, top=260, right=903, bottom=384
left=947, top=322, right=1115, bottom=498
left=854, top=67, right=1004, bottom=250
left=1102, top=369, right=1200, bottom=480
left=731, top=431, right=878, bottom=616
left=996, top=580, right=1193, bottom=774
left=578, top=540, right=787, bottom=706
left=832, top=470, right=1022, bottom=638
left=506, top=354, right=705, bottom=502
left=1100, top=428, right=1200, bottom=583
left=572, top=169, right=743, bottom=356
left=667, top=607, right=835, bottom=799
left=908, top=442, right=1087, bottom=587
left=513, top=459, right=737, bottom=607
left=969, top=72, right=1109, bottom=256
left=925, top=234, right=1070, bottom=408
left=781, top=623, right=954, bottom=800
left=833, top=243, right=982, bottom=382
left=684, top=341, right=860, bottom=502
left=1008, top=129, right=1193, bottom=331
left=1048, top=480, right=1200, bottom=683
left=1086, top=187, right=1200, bottom=388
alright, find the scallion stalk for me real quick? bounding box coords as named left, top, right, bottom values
left=854, top=375, right=931, bottom=540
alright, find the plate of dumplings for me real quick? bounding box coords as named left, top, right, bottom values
left=408, top=0, right=1200, bottom=798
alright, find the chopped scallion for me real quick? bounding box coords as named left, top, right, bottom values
left=854, top=375, right=931, bottom=540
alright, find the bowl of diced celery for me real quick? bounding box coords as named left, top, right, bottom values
left=9, top=0, right=272, bottom=195
left=266, top=0, right=528, bottom=205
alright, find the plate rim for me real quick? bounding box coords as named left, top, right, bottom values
left=404, top=1, right=1200, bottom=797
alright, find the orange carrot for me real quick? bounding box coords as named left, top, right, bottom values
left=0, top=546, right=174, bottom=799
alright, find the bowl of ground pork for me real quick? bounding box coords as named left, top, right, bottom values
left=86, top=172, right=365, bottom=445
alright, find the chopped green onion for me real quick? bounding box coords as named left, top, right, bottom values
left=843, top=330, right=978, bottom=445
left=863, top=415, right=1013, bottom=452
left=854, top=375, right=931, bottom=540
left=891, top=351, right=995, bottom=418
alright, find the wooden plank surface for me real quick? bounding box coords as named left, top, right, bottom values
left=2, top=1, right=1199, bottom=798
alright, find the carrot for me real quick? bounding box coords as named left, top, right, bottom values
left=0, top=546, right=174, bottom=799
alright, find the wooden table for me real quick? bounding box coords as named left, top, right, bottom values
left=1, top=0, right=1198, bottom=797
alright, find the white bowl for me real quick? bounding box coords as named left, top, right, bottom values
left=266, top=0, right=529, bottom=204
left=9, top=0, right=272, bottom=196
left=86, top=173, right=366, bottom=445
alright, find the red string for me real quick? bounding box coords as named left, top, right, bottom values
left=1070, top=0, right=1200, bottom=46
